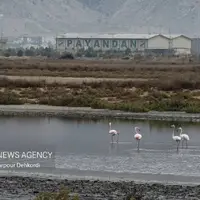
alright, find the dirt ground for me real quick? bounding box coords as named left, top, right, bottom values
left=0, top=75, right=151, bottom=84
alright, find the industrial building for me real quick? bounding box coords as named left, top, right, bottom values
left=191, top=38, right=200, bottom=57
left=56, top=33, right=192, bottom=55
left=0, top=37, right=7, bottom=50
left=147, top=34, right=191, bottom=55
left=9, top=35, right=43, bottom=48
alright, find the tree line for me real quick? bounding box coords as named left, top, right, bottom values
left=2, top=47, right=59, bottom=58
left=1, top=46, right=132, bottom=58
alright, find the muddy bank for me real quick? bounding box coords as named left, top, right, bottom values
left=0, top=176, right=200, bottom=200
left=0, top=105, right=199, bottom=122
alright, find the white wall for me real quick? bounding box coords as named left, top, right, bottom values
left=148, top=35, right=169, bottom=49
left=172, top=36, right=191, bottom=49
left=191, top=38, right=200, bottom=56
left=174, top=48, right=191, bottom=55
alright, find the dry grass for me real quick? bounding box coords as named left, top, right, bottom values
left=0, top=57, right=200, bottom=112
left=34, top=187, right=79, bottom=200
left=0, top=76, right=199, bottom=113
left=0, top=57, right=199, bottom=79
left=0, top=76, right=199, bottom=91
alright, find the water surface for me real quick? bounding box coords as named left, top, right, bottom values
left=0, top=116, right=200, bottom=184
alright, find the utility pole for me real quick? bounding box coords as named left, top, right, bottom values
left=0, top=14, right=3, bottom=39
left=168, top=28, right=173, bottom=57
left=198, top=34, right=200, bottom=62
left=148, top=26, right=151, bottom=35
left=0, top=14, right=4, bottom=52
left=159, top=25, right=162, bottom=34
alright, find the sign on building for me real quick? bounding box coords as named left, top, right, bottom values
left=56, top=38, right=147, bottom=52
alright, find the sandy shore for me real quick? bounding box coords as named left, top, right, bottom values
left=0, top=104, right=199, bottom=122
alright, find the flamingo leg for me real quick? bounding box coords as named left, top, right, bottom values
left=110, top=142, right=114, bottom=149
left=137, top=140, right=140, bottom=152
left=116, top=134, right=119, bottom=143
left=176, top=140, right=180, bottom=152
left=182, top=139, right=184, bottom=148
left=111, top=135, right=113, bottom=143
left=186, top=140, right=188, bottom=149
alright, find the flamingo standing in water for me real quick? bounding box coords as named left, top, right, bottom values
left=134, top=127, right=142, bottom=151
left=177, top=127, right=189, bottom=149
left=108, top=122, right=119, bottom=143
left=171, top=125, right=181, bottom=151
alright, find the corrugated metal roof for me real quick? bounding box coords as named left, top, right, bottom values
left=162, top=34, right=191, bottom=39
left=57, top=33, right=159, bottom=39
left=162, top=34, right=181, bottom=38
left=56, top=33, right=191, bottom=40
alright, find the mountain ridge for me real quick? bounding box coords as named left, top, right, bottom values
left=0, top=0, right=200, bottom=37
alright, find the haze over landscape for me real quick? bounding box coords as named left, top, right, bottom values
left=1, top=1, right=200, bottom=200
left=1, top=0, right=200, bottom=37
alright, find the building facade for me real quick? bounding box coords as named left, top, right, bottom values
left=56, top=33, right=192, bottom=55
left=191, top=38, right=200, bottom=57
left=147, top=34, right=192, bottom=55
left=169, top=35, right=191, bottom=55
left=148, top=35, right=170, bottom=49
left=56, top=33, right=153, bottom=53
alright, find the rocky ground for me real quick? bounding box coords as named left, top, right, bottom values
left=0, top=176, right=200, bottom=200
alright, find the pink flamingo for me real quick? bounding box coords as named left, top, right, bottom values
left=108, top=122, right=120, bottom=143
left=171, top=125, right=181, bottom=151
left=177, top=127, right=190, bottom=149
left=134, top=127, right=142, bottom=151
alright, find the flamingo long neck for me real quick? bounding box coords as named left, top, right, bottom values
left=179, top=128, right=182, bottom=136
left=109, top=124, right=111, bottom=131
left=135, top=127, right=139, bottom=134
left=172, top=127, right=175, bottom=137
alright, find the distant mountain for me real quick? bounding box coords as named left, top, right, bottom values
left=0, top=0, right=200, bottom=37
left=0, top=0, right=101, bottom=37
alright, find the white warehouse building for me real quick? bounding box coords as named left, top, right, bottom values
left=56, top=33, right=192, bottom=55
left=147, top=34, right=191, bottom=55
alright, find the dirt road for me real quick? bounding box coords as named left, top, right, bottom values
left=0, top=75, right=151, bottom=84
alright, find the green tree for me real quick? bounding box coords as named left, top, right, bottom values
left=25, top=47, right=35, bottom=56
left=17, top=49, right=23, bottom=57
left=125, top=48, right=131, bottom=55
left=4, top=52, right=10, bottom=57
left=84, top=47, right=97, bottom=57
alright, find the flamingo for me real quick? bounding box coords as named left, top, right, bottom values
left=108, top=122, right=119, bottom=143
left=177, top=127, right=189, bottom=149
left=171, top=124, right=181, bottom=151
left=134, top=127, right=142, bottom=151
